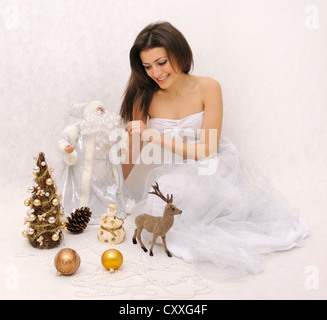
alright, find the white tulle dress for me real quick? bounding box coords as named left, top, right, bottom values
left=131, top=111, right=309, bottom=280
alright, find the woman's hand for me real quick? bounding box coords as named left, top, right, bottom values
left=125, top=120, right=147, bottom=136
left=125, top=120, right=159, bottom=142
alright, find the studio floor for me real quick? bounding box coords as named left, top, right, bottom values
left=1, top=188, right=326, bottom=301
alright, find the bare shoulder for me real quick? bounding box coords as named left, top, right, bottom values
left=196, top=76, right=222, bottom=93
left=192, top=76, right=222, bottom=108
left=196, top=76, right=223, bottom=119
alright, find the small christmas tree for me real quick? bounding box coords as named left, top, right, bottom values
left=23, top=152, right=64, bottom=249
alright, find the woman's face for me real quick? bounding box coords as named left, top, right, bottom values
left=140, top=47, right=180, bottom=89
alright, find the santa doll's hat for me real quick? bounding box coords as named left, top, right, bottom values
left=69, top=101, right=104, bottom=118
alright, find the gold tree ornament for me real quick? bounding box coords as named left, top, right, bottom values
left=52, top=198, right=59, bottom=206
left=54, top=248, right=81, bottom=276
left=33, top=199, right=42, bottom=207
left=60, top=221, right=67, bottom=230
left=48, top=217, right=56, bottom=224
left=52, top=233, right=60, bottom=241
left=101, top=249, right=123, bottom=272
left=38, top=213, right=46, bottom=221
left=22, top=152, right=63, bottom=249
left=46, top=178, right=53, bottom=186
left=33, top=166, right=40, bottom=175
left=37, top=236, right=44, bottom=246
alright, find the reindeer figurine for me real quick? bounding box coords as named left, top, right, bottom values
left=132, top=182, right=182, bottom=257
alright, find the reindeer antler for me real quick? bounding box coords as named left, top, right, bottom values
left=149, top=181, right=173, bottom=203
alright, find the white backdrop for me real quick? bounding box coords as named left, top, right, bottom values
left=1, top=0, right=326, bottom=299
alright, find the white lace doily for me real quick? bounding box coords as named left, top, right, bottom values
left=15, top=216, right=212, bottom=299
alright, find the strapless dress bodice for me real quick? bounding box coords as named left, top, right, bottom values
left=147, top=111, right=204, bottom=143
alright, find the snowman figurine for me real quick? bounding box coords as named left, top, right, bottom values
left=97, top=203, right=126, bottom=244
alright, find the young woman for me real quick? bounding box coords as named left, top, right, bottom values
left=120, top=22, right=308, bottom=279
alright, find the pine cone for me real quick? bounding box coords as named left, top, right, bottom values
left=66, top=207, right=92, bottom=234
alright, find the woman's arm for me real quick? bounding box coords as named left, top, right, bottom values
left=121, top=134, right=142, bottom=179
left=121, top=100, right=145, bottom=179
left=125, top=78, right=223, bottom=161
left=197, top=77, right=223, bottom=158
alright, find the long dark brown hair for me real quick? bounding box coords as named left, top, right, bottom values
left=120, top=22, right=194, bottom=122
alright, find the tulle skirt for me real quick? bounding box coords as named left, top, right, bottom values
left=130, top=136, right=309, bottom=280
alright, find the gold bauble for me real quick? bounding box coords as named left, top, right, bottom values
left=24, top=199, right=31, bottom=206
left=33, top=199, right=41, bottom=207
left=52, top=198, right=59, bottom=206
left=33, top=166, right=40, bottom=175
left=54, top=248, right=81, bottom=276
left=101, top=249, right=123, bottom=271
left=48, top=217, right=56, bottom=224
left=46, top=178, right=53, bottom=186
left=52, top=233, right=59, bottom=241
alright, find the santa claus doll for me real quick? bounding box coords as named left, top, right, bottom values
left=58, top=101, right=134, bottom=223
